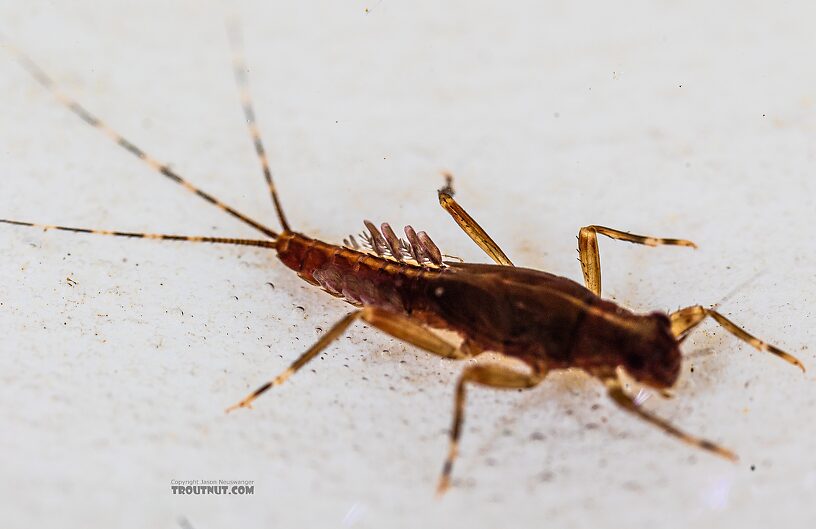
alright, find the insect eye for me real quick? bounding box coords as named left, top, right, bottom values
left=627, top=353, right=645, bottom=370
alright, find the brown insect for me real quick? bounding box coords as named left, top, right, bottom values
left=1, top=27, right=804, bottom=496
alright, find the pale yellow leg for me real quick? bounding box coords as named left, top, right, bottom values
left=578, top=225, right=697, bottom=296
left=360, top=307, right=470, bottom=360
left=669, top=305, right=804, bottom=371
left=226, top=308, right=468, bottom=412
left=438, top=190, right=514, bottom=266
left=436, top=364, right=546, bottom=496
left=604, top=374, right=737, bottom=461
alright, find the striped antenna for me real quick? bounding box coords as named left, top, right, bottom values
left=226, top=20, right=291, bottom=232
left=0, top=218, right=276, bottom=249
left=1, top=36, right=278, bottom=239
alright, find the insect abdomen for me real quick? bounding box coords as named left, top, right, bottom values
left=275, top=232, right=426, bottom=311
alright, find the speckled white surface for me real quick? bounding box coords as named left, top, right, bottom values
left=1, top=1, right=815, bottom=528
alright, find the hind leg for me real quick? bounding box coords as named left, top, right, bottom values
left=437, top=174, right=514, bottom=266
left=227, top=307, right=471, bottom=411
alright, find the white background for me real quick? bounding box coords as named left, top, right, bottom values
left=1, top=1, right=814, bottom=528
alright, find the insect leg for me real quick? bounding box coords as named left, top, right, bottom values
left=603, top=375, right=737, bottom=461
left=669, top=305, right=804, bottom=371
left=1, top=38, right=277, bottom=239
left=226, top=21, right=291, bottom=232
left=226, top=311, right=362, bottom=412
left=438, top=190, right=513, bottom=266
left=578, top=225, right=696, bottom=296
left=359, top=308, right=471, bottom=360
left=226, top=308, right=467, bottom=412
left=437, top=364, right=546, bottom=496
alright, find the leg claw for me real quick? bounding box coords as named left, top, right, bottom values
left=435, top=476, right=451, bottom=498
left=225, top=398, right=253, bottom=414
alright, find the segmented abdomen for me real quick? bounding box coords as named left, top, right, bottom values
left=275, top=232, right=433, bottom=312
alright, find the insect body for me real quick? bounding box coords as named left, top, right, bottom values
left=1, top=27, right=804, bottom=496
